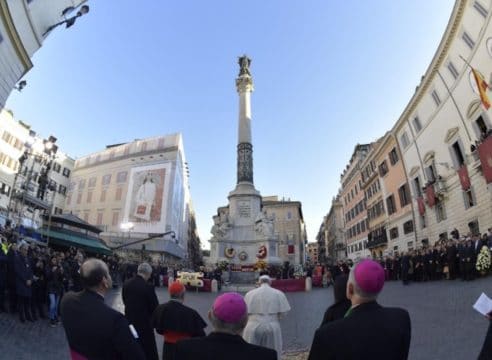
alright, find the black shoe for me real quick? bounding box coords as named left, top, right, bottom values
left=19, top=317, right=25, bottom=323
left=49, top=319, right=56, bottom=328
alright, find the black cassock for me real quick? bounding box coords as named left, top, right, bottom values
left=122, top=275, right=159, bottom=360
left=152, top=300, right=207, bottom=360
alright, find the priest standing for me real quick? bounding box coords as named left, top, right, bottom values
left=243, top=274, right=291, bottom=360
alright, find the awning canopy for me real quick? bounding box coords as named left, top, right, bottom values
left=38, top=228, right=112, bottom=255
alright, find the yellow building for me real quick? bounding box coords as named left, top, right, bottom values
left=64, top=133, right=195, bottom=261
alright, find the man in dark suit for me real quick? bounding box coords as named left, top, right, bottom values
left=61, top=258, right=145, bottom=359
left=175, top=292, right=276, bottom=360
left=15, top=242, right=34, bottom=322
left=122, top=262, right=159, bottom=360
left=308, top=259, right=411, bottom=360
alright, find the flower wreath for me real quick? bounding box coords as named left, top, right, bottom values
left=224, top=247, right=236, bottom=259
left=256, top=245, right=267, bottom=259
left=238, top=251, right=248, bottom=261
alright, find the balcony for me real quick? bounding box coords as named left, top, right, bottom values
left=367, top=227, right=387, bottom=249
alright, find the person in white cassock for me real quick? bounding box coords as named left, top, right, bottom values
left=243, top=274, right=291, bottom=359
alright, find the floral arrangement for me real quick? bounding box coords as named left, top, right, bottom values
left=217, top=260, right=230, bottom=271
left=293, top=264, right=304, bottom=278
left=476, top=245, right=491, bottom=273
left=254, top=260, right=268, bottom=271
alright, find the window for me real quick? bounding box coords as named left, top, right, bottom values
left=97, top=213, right=103, bottom=225
left=287, top=211, right=292, bottom=220
left=389, top=227, right=399, bottom=239
left=473, top=1, right=488, bottom=18
left=87, top=191, right=93, bottom=203
left=117, top=171, right=127, bottom=183
left=356, top=223, right=361, bottom=235
left=100, top=189, right=106, bottom=202
left=52, top=163, right=61, bottom=173
left=58, top=185, right=67, bottom=196
left=400, top=132, right=410, bottom=149
left=88, top=177, right=97, bottom=188
left=413, top=176, right=423, bottom=197
left=115, top=187, right=123, bottom=201
left=378, top=160, right=389, bottom=177
left=62, top=168, right=71, bottom=177
left=66, top=194, right=72, bottom=205
left=112, top=212, right=119, bottom=226
left=447, top=62, right=459, bottom=80
left=141, top=142, right=148, bottom=152
left=420, top=214, right=426, bottom=229
left=451, top=140, right=466, bottom=167
left=462, top=31, right=475, bottom=50
left=425, top=165, right=437, bottom=183
left=463, top=187, right=476, bottom=209
left=431, top=90, right=441, bottom=106
left=361, top=220, right=366, bottom=232
left=403, top=220, right=414, bottom=234
left=102, top=174, right=112, bottom=186
left=78, top=179, right=86, bottom=190
left=475, top=115, right=490, bottom=138
left=76, top=193, right=82, bottom=204
left=389, top=148, right=399, bottom=165
left=413, top=116, right=422, bottom=133
left=436, top=199, right=446, bottom=223
left=398, top=183, right=411, bottom=207
left=386, top=195, right=396, bottom=215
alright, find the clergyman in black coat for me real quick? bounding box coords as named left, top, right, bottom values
left=152, top=281, right=207, bottom=360
left=175, top=292, right=276, bottom=360
left=122, top=263, right=159, bottom=360
left=319, top=274, right=351, bottom=327
left=61, top=258, right=145, bottom=360
left=308, top=259, right=411, bottom=360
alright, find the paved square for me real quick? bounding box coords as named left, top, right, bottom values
left=0, top=278, right=491, bottom=359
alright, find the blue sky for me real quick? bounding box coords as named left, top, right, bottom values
left=6, top=1, right=454, bottom=248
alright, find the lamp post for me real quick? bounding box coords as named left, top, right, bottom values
left=42, top=5, right=90, bottom=36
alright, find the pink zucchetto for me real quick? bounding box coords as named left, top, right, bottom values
left=354, top=259, right=385, bottom=294
left=212, top=292, right=247, bottom=323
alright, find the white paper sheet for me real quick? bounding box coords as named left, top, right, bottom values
left=473, top=292, right=492, bottom=316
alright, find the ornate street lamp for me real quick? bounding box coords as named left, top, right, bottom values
left=43, top=5, right=90, bottom=36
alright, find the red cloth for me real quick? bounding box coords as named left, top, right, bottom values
left=457, top=165, right=471, bottom=190
left=271, top=278, right=305, bottom=292
left=417, top=196, right=425, bottom=215
left=479, top=135, right=492, bottom=183
left=288, top=245, right=295, bottom=254
left=163, top=331, right=192, bottom=344
left=425, top=184, right=436, bottom=208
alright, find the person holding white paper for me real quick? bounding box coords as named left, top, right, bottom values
left=478, top=311, right=492, bottom=360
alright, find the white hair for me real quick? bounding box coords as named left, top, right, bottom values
left=137, top=262, right=153, bottom=275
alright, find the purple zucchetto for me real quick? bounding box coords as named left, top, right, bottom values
left=212, top=292, right=247, bottom=323
left=354, top=259, right=385, bottom=294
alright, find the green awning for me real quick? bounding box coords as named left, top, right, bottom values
left=38, top=228, right=112, bottom=255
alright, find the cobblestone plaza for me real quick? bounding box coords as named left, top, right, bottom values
left=1, top=278, right=491, bottom=359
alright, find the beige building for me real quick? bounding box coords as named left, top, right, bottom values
left=0, top=0, right=88, bottom=108
left=0, top=109, right=73, bottom=232
left=393, top=0, right=492, bottom=247
left=306, top=242, right=319, bottom=263
left=341, top=144, right=372, bottom=261
left=64, top=133, right=195, bottom=261
left=262, top=196, right=307, bottom=265
left=316, top=195, right=345, bottom=263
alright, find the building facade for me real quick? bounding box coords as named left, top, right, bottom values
left=323, top=0, right=492, bottom=256
left=341, top=144, right=372, bottom=261
left=0, top=0, right=88, bottom=108
left=393, top=0, right=492, bottom=248
left=64, top=133, right=194, bottom=261
left=0, top=108, right=73, bottom=230
left=317, top=195, right=345, bottom=264
left=261, top=196, right=307, bottom=266
left=306, top=242, right=319, bottom=263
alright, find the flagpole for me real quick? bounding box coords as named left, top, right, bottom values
left=459, top=54, right=490, bottom=88
left=436, top=69, right=472, bottom=141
